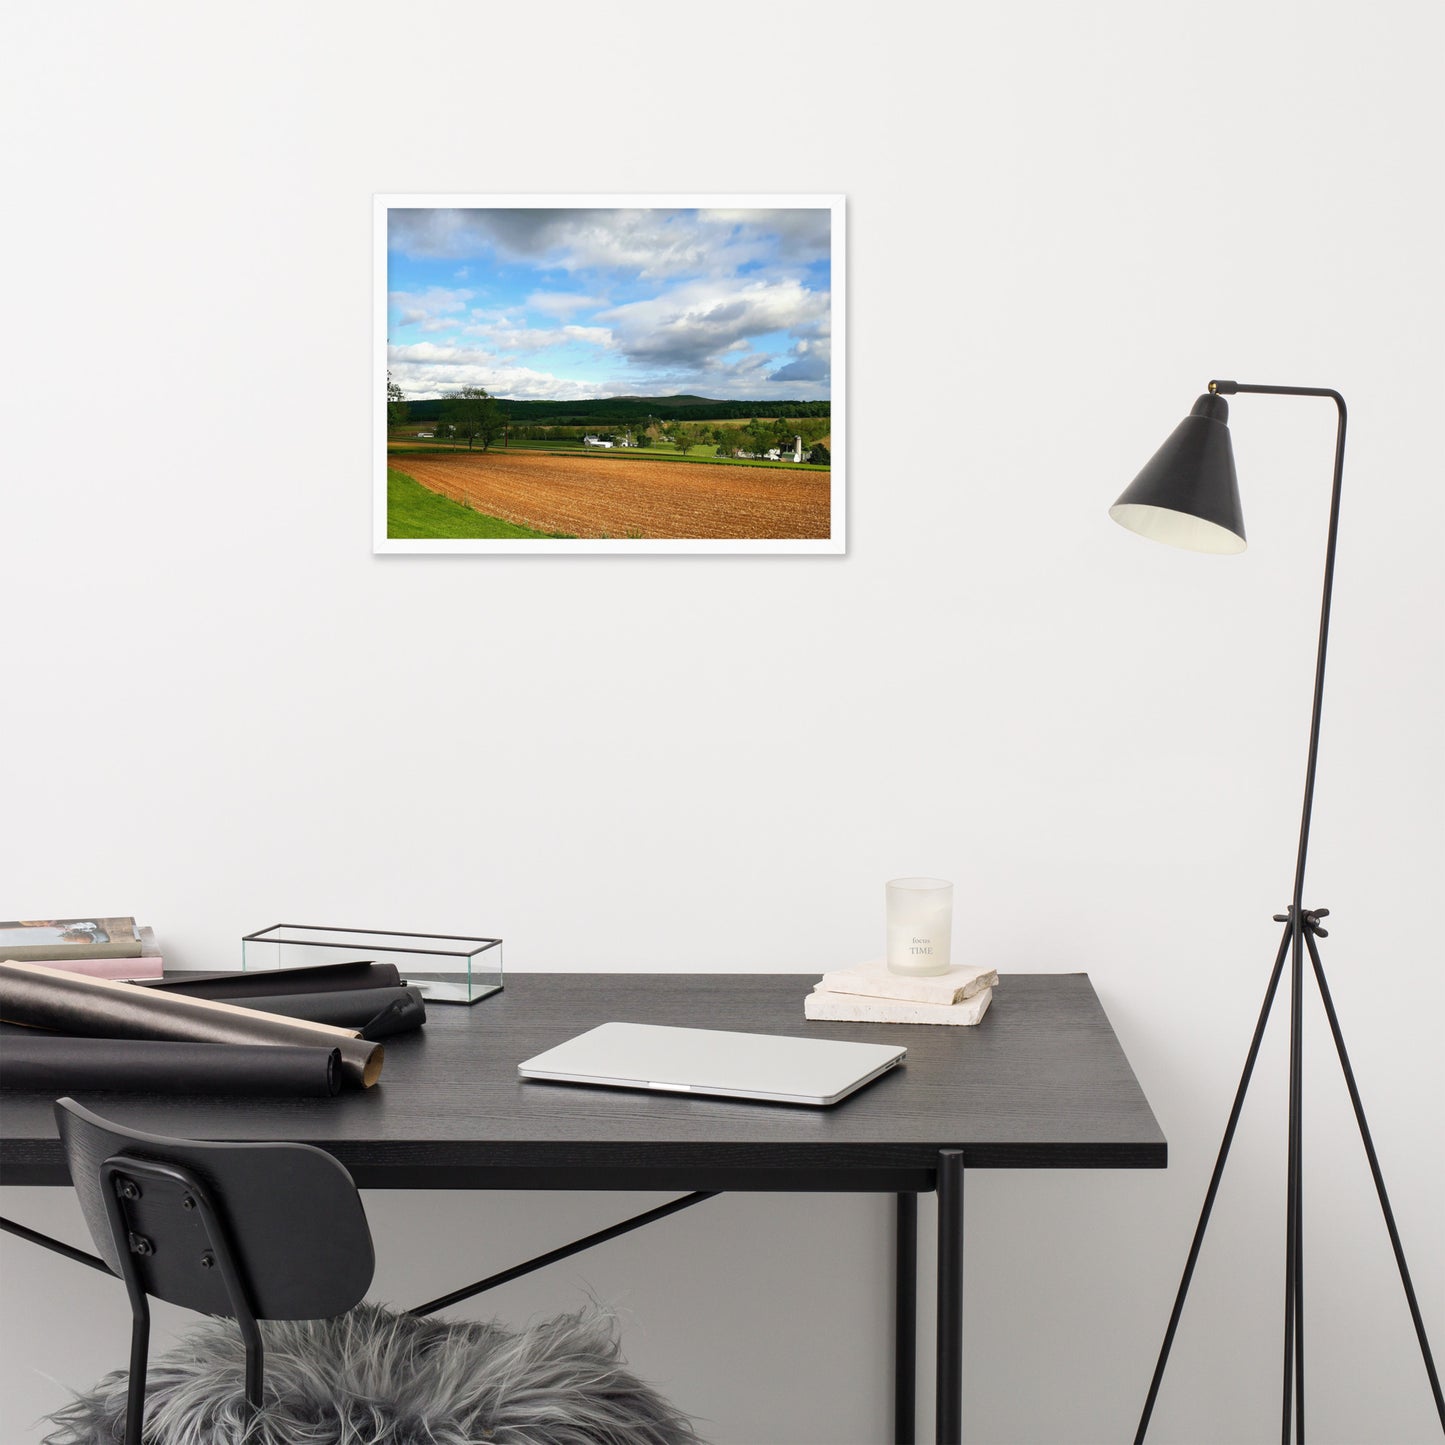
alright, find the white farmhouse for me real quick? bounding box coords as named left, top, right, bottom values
left=763, top=436, right=805, bottom=462
left=583, top=435, right=614, bottom=448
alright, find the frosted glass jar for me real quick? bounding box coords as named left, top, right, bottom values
left=886, top=878, right=954, bottom=976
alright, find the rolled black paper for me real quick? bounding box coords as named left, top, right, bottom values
left=0, top=1035, right=341, bottom=1097
left=140, top=960, right=403, bottom=998
left=0, top=962, right=384, bottom=1089
left=228, top=986, right=425, bottom=1037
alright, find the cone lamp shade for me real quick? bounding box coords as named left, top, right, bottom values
left=1110, top=392, right=1247, bottom=554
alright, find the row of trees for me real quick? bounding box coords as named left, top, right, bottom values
left=386, top=380, right=830, bottom=463
left=455, top=396, right=830, bottom=425
left=396, top=395, right=831, bottom=426
left=388, top=378, right=506, bottom=451
left=510, top=424, right=651, bottom=445
left=667, top=416, right=830, bottom=463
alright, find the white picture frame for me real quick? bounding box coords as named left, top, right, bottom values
left=374, top=194, right=844, bottom=556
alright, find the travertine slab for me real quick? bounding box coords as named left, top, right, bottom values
left=804, top=985, right=993, bottom=1026
left=815, top=958, right=997, bottom=1006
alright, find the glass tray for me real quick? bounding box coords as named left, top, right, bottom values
left=241, top=924, right=502, bottom=1004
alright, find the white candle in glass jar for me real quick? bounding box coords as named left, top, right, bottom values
left=886, top=877, right=954, bottom=976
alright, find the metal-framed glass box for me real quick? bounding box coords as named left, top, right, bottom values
left=241, top=925, right=502, bottom=1004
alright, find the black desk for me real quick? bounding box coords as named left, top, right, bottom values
left=0, top=973, right=1165, bottom=1443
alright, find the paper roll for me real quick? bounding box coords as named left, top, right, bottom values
left=0, top=1032, right=341, bottom=1097
left=228, top=986, right=425, bottom=1038
left=140, top=960, right=403, bottom=998
left=0, top=961, right=383, bottom=1088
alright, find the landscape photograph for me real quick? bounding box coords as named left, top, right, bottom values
left=374, top=196, right=843, bottom=553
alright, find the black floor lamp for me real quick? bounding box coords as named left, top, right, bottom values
left=1109, top=381, right=1445, bottom=1443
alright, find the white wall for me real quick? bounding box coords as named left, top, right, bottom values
left=2, top=2, right=1442, bottom=1440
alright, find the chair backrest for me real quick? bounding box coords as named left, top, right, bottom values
left=55, top=1098, right=374, bottom=1321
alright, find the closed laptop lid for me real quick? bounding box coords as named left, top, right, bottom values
left=518, top=1022, right=906, bottom=1106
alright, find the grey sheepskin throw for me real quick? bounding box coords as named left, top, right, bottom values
left=42, top=1302, right=702, bottom=1445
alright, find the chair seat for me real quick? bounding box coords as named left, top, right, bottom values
left=43, top=1302, right=700, bottom=1445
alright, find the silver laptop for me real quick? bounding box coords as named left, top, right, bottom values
left=517, top=1022, right=906, bottom=1107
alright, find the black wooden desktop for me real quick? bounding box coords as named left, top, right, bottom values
left=0, top=973, right=1165, bottom=1444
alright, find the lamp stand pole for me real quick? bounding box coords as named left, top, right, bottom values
left=1135, top=383, right=1445, bottom=1444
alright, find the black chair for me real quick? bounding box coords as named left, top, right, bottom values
left=55, top=1097, right=375, bottom=1445
left=51, top=1098, right=700, bottom=1445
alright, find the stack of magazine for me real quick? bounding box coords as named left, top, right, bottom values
left=804, top=958, right=997, bottom=1025
left=0, top=917, right=161, bottom=979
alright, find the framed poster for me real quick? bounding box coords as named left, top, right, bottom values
left=375, top=195, right=843, bottom=555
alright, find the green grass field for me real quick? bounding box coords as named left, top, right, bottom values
left=386, top=467, right=573, bottom=539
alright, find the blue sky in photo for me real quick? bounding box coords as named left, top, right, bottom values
left=386, top=207, right=832, bottom=402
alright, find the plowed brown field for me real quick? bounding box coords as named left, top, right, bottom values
left=392, top=451, right=830, bottom=539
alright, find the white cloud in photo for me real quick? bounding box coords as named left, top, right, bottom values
left=599, top=278, right=830, bottom=370
left=387, top=205, right=834, bottom=400
left=767, top=336, right=831, bottom=384
left=698, top=207, right=831, bottom=260
left=460, top=319, right=616, bottom=354
left=387, top=342, right=610, bottom=401
left=525, top=291, right=608, bottom=318
left=388, top=286, right=473, bottom=330
left=390, top=208, right=829, bottom=280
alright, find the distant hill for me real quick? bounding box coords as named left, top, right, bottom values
left=397, top=394, right=829, bottom=425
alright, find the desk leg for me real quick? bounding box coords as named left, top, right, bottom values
left=895, top=1192, right=917, bottom=1444
left=937, top=1150, right=965, bottom=1445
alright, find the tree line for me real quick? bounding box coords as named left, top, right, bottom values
left=386, top=379, right=830, bottom=462
left=396, top=394, right=830, bottom=426
left=508, top=416, right=829, bottom=462
left=667, top=416, right=830, bottom=464
left=390, top=377, right=505, bottom=451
